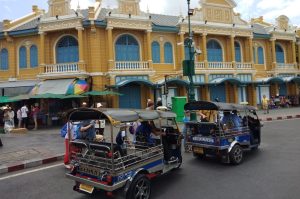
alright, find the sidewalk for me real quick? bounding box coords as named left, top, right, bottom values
left=0, top=128, right=64, bottom=174
left=0, top=107, right=299, bottom=175
left=256, top=107, right=300, bottom=121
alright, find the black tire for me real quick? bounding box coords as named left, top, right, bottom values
left=126, top=174, right=151, bottom=199
left=229, top=145, right=243, bottom=165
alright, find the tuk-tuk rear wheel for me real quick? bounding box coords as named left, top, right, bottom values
left=126, top=174, right=151, bottom=199
left=229, top=145, right=243, bottom=165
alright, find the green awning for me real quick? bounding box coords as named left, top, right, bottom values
left=82, top=91, right=123, bottom=96
left=31, top=93, right=65, bottom=99
left=61, top=95, right=86, bottom=99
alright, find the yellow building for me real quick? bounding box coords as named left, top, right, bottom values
left=0, top=0, right=299, bottom=109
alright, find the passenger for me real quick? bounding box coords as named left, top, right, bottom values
left=221, top=110, right=233, bottom=129
left=116, top=126, right=127, bottom=156
left=135, top=121, right=165, bottom=146
left=231, top=110, right=243, bottom=131
left=78, top=120, right=96, bottom=141
left=64, top=122, right=80, bottom=168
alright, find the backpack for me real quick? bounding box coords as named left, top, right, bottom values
left=129, top=125, right=135, bottom=135
left=60, top=123, right=68, bottom=138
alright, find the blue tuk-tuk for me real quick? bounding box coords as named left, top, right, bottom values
left=184, top=101, right=262, bottom=165
left=65, top=108, right=182, bottom=198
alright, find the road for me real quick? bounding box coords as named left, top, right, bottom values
left=1, top=119, right=300, bottom=199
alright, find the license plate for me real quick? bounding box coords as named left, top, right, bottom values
left=79, top=183, right=94, bottom=194
left=193, top=147, right=204, bottom=154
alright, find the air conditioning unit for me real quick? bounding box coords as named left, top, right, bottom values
left=8, top=78, right=17, bottom=82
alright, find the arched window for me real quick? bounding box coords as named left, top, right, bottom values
left=235, top=41, right=241, bottom=62
left=115, top=34, right=140, bottom=61
left=164, top=42, right=173, bottom=63
left=207, top=40, right=223, bottom=62
left=30, top=45, right=38, bottom=67
left=56, top=36, right=79, bottom=63
left=257, top=47, right=264, bottom=64
left=19, top=46, right=27, bottom=68
left=184, top=38, right=194, bottom=60
left=0, top=48, right=8, bottom=70
left=275, top=44, right=284, bottom=63
left=151, top=41, right=160, bottom=63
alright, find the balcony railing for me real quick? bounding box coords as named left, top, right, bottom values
left=208, top=62, right=233, bottom=69
left=276, top=63, right=297, bottom=69
left=195, top=62, right=205, bottom=69
left=236, top=62, right=253, bottom=69
left=43, top=63, right=80, bottom=74
left=114, top=61, right=150, bottom=70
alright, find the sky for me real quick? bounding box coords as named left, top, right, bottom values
left=0, top=0, right=300, bottom=26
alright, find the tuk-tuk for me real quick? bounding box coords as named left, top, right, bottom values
left=65, top=108, right=182, bottom=198
left=184, top=101, right=262, bottom=165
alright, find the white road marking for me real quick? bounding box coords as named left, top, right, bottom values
left=0, top=163, right=64, bottom=181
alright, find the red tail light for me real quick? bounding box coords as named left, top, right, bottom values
left=106, top=175, right=112, bottom=184
left=107, top=152, right=113, bottom=158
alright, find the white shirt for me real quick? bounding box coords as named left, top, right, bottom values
left=21, top=106, right=29, bottom=118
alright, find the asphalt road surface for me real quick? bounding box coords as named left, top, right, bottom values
left=0, top=119, right=299, bottom=199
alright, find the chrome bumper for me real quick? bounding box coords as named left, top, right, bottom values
left=65, top=173, right=127, bottom=192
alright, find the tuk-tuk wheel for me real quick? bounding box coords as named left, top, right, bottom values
left=126, top=174, right=151, bottom=199
left=229, top=145, right=243, bottom=165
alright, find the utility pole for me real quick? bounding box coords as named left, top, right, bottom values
left=183, top=0, right=198, bottom=121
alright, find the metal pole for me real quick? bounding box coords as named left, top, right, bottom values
left=187, top=0, right=196, bottom=121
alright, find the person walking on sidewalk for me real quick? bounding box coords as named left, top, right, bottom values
left=31, top=104, right=40, bottom=130
left=21, top=104, right=29, bottom=128
left=17, top=108, right=22, bottom=128
left=262, top=95, right=269, bottom=114
left=8, top=107, right=15, bottom=128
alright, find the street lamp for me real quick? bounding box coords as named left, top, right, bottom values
left=182, top=0, right=198, bottom=121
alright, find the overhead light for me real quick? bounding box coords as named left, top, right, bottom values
left=56, top=15, right=59, bottom=20
left=188, top=9, right=194, bottom=16
left=205, top=20, right=207, bottom=24
left=129, top=13, right=131, bottom=18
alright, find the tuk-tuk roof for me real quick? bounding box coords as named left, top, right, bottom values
left=67, top=108, right=139, bottom=123
left=135, top=110, right=160, bottom=120
left=157, top=110, right=177, bottom=118
left=184, top=101, right=257, bottom=111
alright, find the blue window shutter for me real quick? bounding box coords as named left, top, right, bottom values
left=0, top=48, right=9, bottom=70
left=235, top=42, right=241, bottom=62
left=56, top=36, right=79, bottom=63
left=115, top=35, right=140, bottom=61
left=164, top=42, right=173, bottom=63
left=19, top=46, right=27, bottom=68
left=275, top=44, right=284, bottom=63
left=152, top=41, right=160, bottom=63
left=258, top=47, right=264, bottom=64
left=30, top=45, right=38, bottom=68
left=207, top=40, right=223, bottom=62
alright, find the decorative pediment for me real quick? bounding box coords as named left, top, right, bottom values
left=190, top=0, right=247, bottom=26
left=118, top=0, right=141, bottom=16
left=201, top=0, right=237, bottom=8
left=47, top=0, right=72, bottom=17
left=276, top=15, right=289, bottom=30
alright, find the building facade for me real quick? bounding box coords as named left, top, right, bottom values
left=0, top=0, right=299, bottom=109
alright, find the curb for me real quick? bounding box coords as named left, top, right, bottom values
left=0, top=154, right=64, bottom=175
left=260, top=115, right=300, bottom=122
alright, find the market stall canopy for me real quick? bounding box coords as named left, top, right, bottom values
left=0, top=80, right=39, bottom=97
left=66, top=79, right=89, bottom=95
left=32, top=79, right=89, bottom=95
left=82, top=90, right=123, bottom=96
left=61, top=95, right=86, bottom=99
